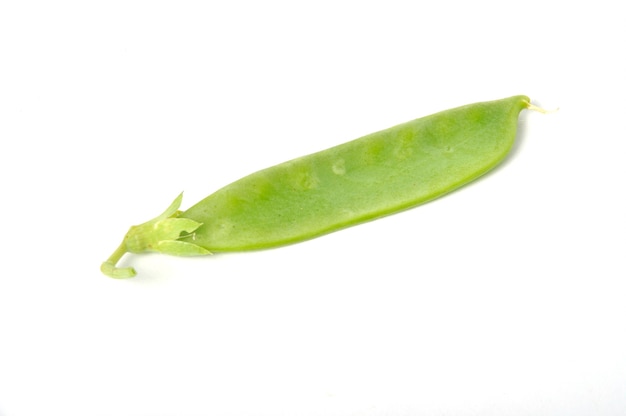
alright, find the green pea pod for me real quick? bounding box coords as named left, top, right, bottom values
left=102, top=95, right=544, bottom=278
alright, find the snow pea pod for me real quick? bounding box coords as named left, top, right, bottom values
left=102, top=95, right=539, bottom=278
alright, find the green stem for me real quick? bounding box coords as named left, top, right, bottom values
left=100, top=193, right=209, bottom=278
left=101, top=240, right=136, bottom=278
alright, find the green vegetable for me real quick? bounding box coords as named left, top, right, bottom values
left=102, top=95, right=542, bottom=278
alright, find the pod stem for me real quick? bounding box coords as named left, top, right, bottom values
left=101, top=241, right=136, bottom=278
left=100, top=193, right=211, bottom=279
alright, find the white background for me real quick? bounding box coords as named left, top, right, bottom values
left=1, top=1, right=624, bottom=415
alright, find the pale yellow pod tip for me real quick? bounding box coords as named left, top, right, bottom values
left=525, top=100, right=559, bottom=114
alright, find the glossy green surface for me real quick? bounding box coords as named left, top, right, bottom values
left=181, top=95, right=530, bottom=251
left=101, top=95, right=531, bottom=277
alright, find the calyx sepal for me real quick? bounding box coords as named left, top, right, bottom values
left=100, top=193, right=211, bottom=279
